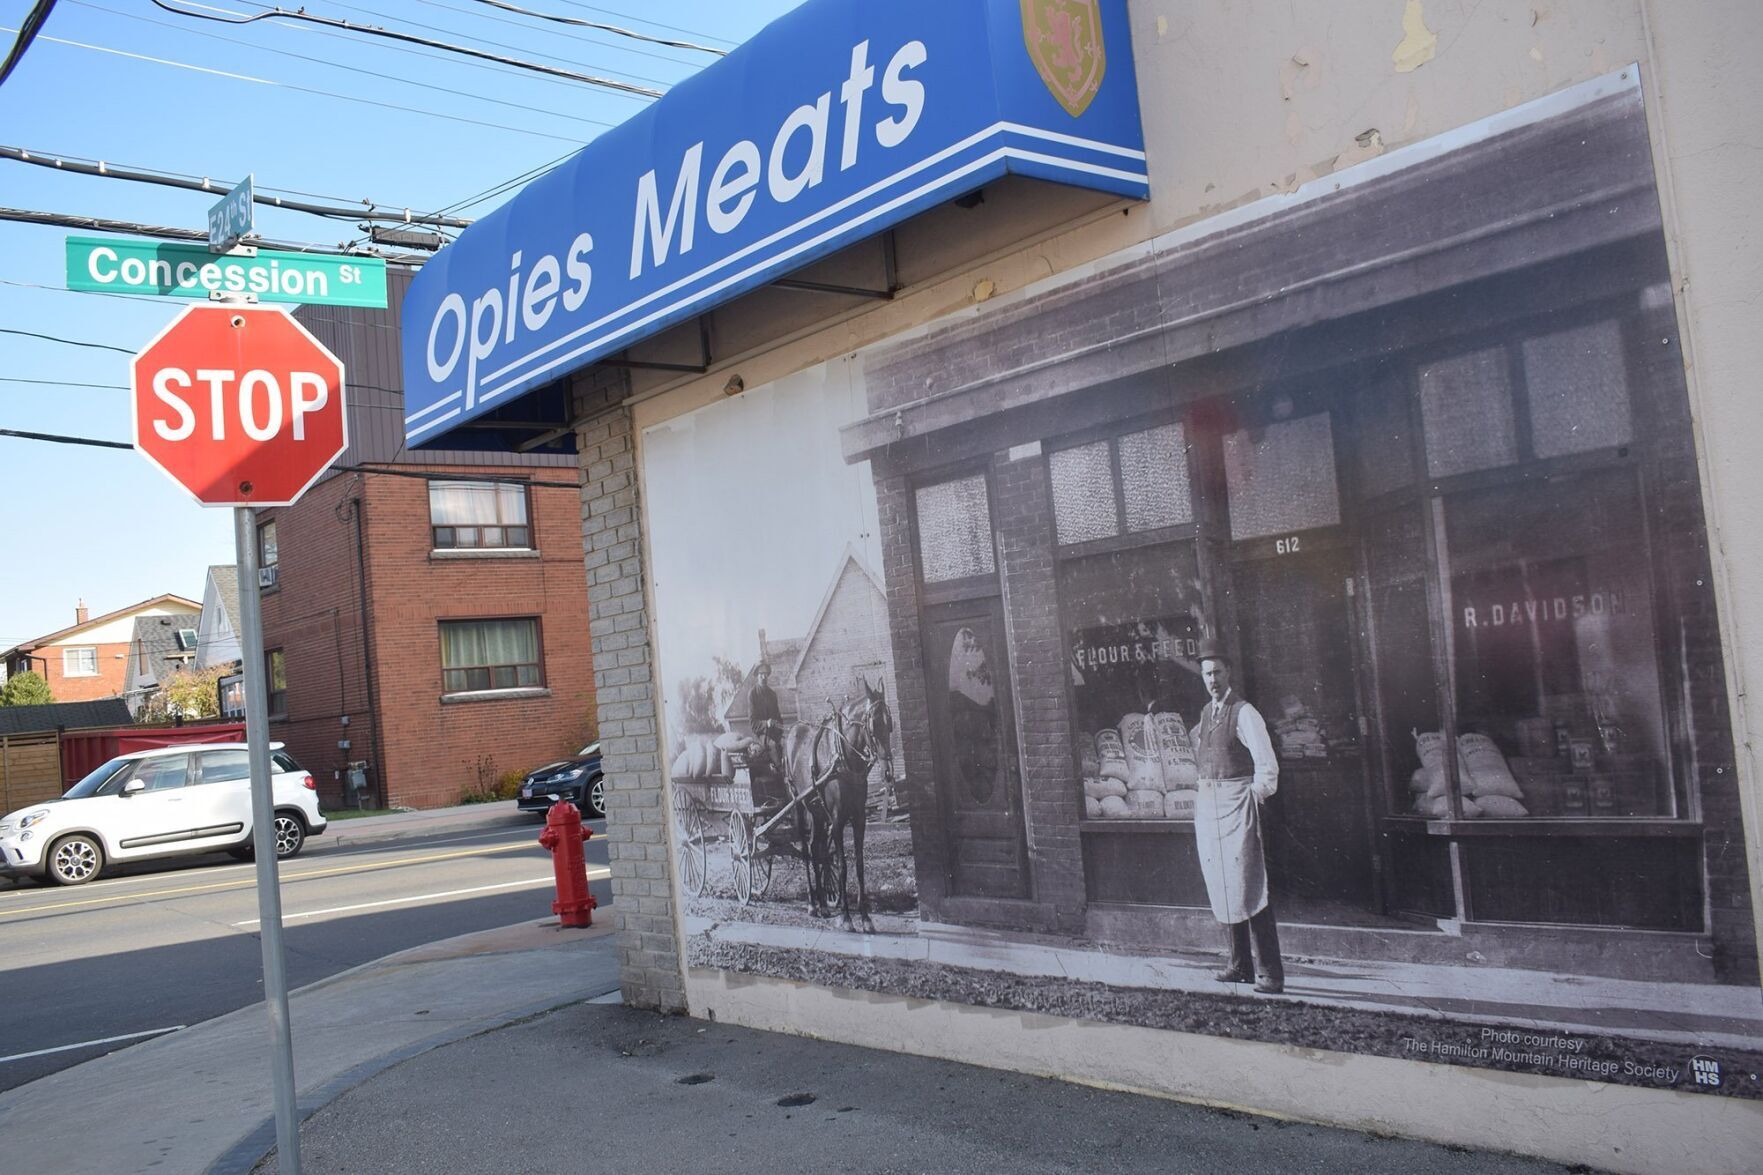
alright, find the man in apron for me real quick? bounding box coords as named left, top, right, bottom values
left=1190, top=642, right=1284, bottom=994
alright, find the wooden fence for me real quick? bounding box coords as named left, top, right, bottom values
left=0, top=733, right=63, bottom=812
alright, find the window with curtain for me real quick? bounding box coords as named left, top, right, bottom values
left=63, top=647, right=98, bottom=677
left=440, top=618, right=543, bottom=693
left=430, top=481, right=532, bottom=550
left=1048, top=422, right=1194, bottom=548
left=258, top=519, right=279, bottom=568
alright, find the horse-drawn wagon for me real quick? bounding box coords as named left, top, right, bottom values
left=671, top=680, right=895, bottom=931
left=672, top=746, right=823, bottom=905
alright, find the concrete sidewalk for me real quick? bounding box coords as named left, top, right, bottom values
left=0, top=916, right=619, bottom=1175
left=0, top=906, right=1582, bottom=1175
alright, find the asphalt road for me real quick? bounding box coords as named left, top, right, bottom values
left=0, top=815, right=611, bottom=1092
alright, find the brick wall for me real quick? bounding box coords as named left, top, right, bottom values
left=26, top=642, right=131, bottom=702
left=992, top=448, right=1088, bottom=933
left=259, top=474, right=377, bottom=808
left=574, top=368, right=685, bottom=1013
left=871, top=466, right=949, bottom=915
left=260, top=464, right=596, bottom=810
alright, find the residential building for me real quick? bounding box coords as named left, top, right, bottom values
left=249, top=268, right=595, bottom=810
left=194, top=566, right=242, bottom=671
left=120, top=611, right=201, bottom=716
left=3, top=595, right=201, bottom=703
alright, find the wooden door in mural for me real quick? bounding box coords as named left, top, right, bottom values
left=923, top=600, right=1029, bottom=899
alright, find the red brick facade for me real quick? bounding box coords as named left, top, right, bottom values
left=14, top=641, right=132, bottom=702
left=258, top=464, right=595, bottom=809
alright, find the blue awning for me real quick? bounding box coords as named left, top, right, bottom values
left=401, top=0, right=1147, bottom=449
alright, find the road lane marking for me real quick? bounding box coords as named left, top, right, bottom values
left=0, top=1025, right=186, bottom=1064
left=0, top=842, right=552, bottom=920
left=232, top=868, right=612, bottom=925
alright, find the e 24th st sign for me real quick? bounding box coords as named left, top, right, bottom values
left=131, top=305, right=348, bottom=507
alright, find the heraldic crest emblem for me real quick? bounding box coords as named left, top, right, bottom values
left=1020, top=0, right=1107, bottom=118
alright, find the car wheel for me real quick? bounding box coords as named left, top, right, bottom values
left=586, top=775, right=606, bottom=818
left=272, top=812, right=306, bottom=859
left=47, top=834, right=105, bottom=886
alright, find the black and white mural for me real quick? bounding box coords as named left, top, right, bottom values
left=642, top=71, right=1763, bottom=1099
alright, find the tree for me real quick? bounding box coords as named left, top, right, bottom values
left=0, top=670, right=53, bottom=706
left=137, top=666, right=227, bottom=724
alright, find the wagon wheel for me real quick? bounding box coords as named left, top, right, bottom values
left=672, top=794, right=707, bottom=897
left=751, top=834, right=774, bottom=899
left=729, top=811, right=755, bottom=905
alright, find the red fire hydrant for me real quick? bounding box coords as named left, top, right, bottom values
left=539, top=799, right=596, bottom=928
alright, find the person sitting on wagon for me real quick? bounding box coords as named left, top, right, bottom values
left=748, top=662, right=788, bottom=807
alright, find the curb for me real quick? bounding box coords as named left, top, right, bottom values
left=283, top=910, right=617, bottom=1000
left=206, top=982, right=622, bottom=1175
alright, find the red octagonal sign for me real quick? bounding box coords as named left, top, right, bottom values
left=132, top=304, right=347, bottom=507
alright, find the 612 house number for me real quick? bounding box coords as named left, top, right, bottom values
left=1274, top=535, right=1303, bottom=555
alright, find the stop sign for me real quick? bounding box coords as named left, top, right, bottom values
left=131, top=304, right=347, bottom=507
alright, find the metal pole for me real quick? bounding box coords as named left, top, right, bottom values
left=235, top=506, right=302, bottom=1174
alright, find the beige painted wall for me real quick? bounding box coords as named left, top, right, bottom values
left=631, top=3, right=1763, bottom=1169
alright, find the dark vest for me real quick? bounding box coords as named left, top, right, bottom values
left=1193, top=697, right=1256, bottom=780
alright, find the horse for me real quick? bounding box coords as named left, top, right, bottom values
left=780, top=677, right=895, bottom=933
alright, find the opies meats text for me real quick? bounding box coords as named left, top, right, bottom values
left=424, top=38, right=928, bottom=405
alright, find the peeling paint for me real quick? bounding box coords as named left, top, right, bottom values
left=1393, top=0, right=1438, bottom=73
left=1529, top=45, right=1545, bottom=63
left=1332, top=128, right=1386, bottom=173
left=1155, top=14, right=1167, bottom=39
left=972, top=278, right=997, bottom=303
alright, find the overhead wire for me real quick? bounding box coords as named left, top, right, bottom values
left=0, top=206, right=431, bottom=262
left=449, top=0, right=723, bottom=58
left=1, top=145, right=475, bottom=227
left=147, top=0, right=664, bottom=97
left=0, top=327, right=136, bottom=355
left=304, top=0, right=682, bottom=85
left=4, top=26, right=593, bottom=144
left=0, top=376, right=130, bottom=390
left=67, top=0, right=621, bottom=137
left=550, top=0, right=735, bottom=48
left=0, top=0, right=58, bottom=88
left=0, top=430, right=582, bottom=489
left=166, top=0, right=625, bottom=99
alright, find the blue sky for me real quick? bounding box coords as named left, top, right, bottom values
left=0, top=0, right=795, bottom=649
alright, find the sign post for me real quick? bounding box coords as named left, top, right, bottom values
left=131, top=303, right=347, bottom=1175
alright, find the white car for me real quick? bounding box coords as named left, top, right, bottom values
left=0, top=743, right=328, bottom=886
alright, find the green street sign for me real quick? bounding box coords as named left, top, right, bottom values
left=65, top=236, right=388, bottom=308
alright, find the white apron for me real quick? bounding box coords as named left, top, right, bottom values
left=1193, top=774, right=1269, bottom=924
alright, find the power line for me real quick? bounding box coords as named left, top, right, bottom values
left=0, top=0, right=58, bottom=88
left=458, top=0, right=724, bottom=57
left=428, top=147, right=577, bottom=218
left=0, top=206, right=431, bottom=263
left=551, top=0, right=735, bottom=48
left=0, top=275, right=170, bottom=302
left=69, top=0, right=622, bottom=136
left=340, top=0, right=684, bottom=83
left=0, top=376, right=129, bottom=389
left=7, top=26, right=592, bottom=145
left=1, top=145, right=474, bottom=228
left=170, top=0, right=621, bottom=101
left=0, top=327, right=136, bottom=355
left=0, top=430, right=583, bottom=489
left=149, top=0, right=663, bottom=97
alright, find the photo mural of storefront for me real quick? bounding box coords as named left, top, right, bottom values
left=396, top=2, right=1763, bottom=1169
left=840, top=76, right=1753, bottom=988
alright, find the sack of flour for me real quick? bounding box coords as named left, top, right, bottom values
left=1120, top=714, right=1163, bottom=791
left=1083, top=795, right=1104, bottom=819
left=1164, top=789, right=1198, bottom=819
left=1095, top=729, right=1130, bottom=783
left=1099, top=795, right=1131, bottom=818
left=1457, top=733, right=1524, bottom=800
left=1151, top=711, right=1198, bottom=790
left=1128, top=788, right=1164, bottom=817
